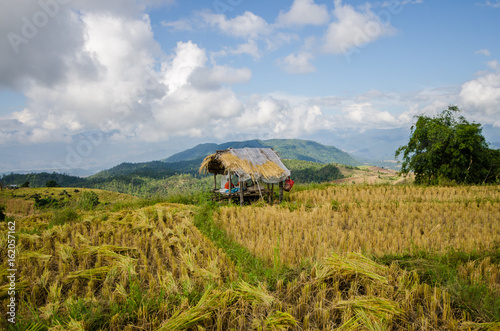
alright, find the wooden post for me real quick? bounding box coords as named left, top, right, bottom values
left=279, top=181, right=283, bottom=203
left=213, top=174, right=217, bottom=201
left=271, top=183, right=274, bottom=205
left=228, top=173, right=232, bottom=205
left=239, top=179, right=244, bottom=206
left=267, top=183, right=271, bottom=204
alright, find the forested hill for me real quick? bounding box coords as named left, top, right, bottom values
left=164, top=139, right=361, bottom=167
left=0, top=139, right=359, bottom=194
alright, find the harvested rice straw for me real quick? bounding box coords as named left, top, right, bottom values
left=199, top=152, right=287, bottom=181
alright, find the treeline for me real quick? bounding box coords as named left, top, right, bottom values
left=1, top=160, right=344, bottom=198
left=89, top=174, right=212, bottom=197
left=283, top=160, right=344, bottom=183
left=90, top=161, right=176, bottom=180
left=0, top=172, right=86, bottom=188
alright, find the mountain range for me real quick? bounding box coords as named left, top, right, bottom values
left=0, top=139, right=364, bottom=188
left=163, top=139, right=361, bottom=166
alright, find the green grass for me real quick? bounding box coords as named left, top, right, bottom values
left=192, top=200, right=290, bottom=287
left=50, top=208, right=80, bottom=227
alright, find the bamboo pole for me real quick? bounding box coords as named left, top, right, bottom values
left=271, top=183, right=274, bottom=205
left=239, top=179, right=244, bottom=206
left=228, top=173, right=232, bottom=205
left=267, top=183, right=271, bottom=204
left=279, top=181, right=283, bottom=203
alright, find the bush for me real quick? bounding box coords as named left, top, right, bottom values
left=46, top=180, right=60, bottom=187
left=32, top=193, right=61, bottom=209
left=51, top=208, right=79, bottom=226
left=0, top=205, right=6, bottom=222
left=78, top=191, right=100, bottom=210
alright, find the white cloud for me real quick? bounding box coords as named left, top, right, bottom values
left=190, top=65, right=252, bottom=90
left=323, top=0, right=397, bottom=55
left=276, top=0, right=330, bottom=27
left=480, top=1, right=500, bottom=8
left=0, top=6, right=254, bottom=145
left=487, top=60, right=500, bottom=70
left=308, top=87, right=463, bottom=132
left=278, top=52, right=316, bottom=74
left=0, top=1, right=89, bottom=89
left=201, top=11, right=271, bottom=39
left=199, top=10, right=297, bottom=60
left=475, top=49, right=491, bottom=56
left=20, top=12, right=162, bottom=132
left=163, top=40, right=208, bottom=94
left=148, top=41, right=245, bottom=140
left=229, top=40, right=262, bottom=59
left=460, top=61, right=500, bottom=126
left=161, top=18, right=193, bottom=31
left=343, top=102, right=400, bottom=126
left=228, top=96, right=333, bottom=139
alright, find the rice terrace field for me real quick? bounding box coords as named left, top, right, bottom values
left=1, top=184, right=500, bottom=330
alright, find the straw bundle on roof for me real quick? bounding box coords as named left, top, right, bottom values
left=199, top=151, right=287, bottom=182
left=256, top=160, right=287, bottom=180
left=220, top=153, right=286, bottom=180
left=199, top=154, right=216, bottom=174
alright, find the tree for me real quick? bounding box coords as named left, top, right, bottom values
left=396, top=106, right=500, bottom=184
left=46, top=180, right=60, bottom=187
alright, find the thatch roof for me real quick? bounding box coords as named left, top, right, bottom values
left=199, top=148, right=290, bottom=183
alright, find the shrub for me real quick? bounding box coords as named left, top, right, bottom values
left=51, top=208, right=79, bottom=226
left=78, top=191, right=100, bottom=210
left=32, top=193, right=61, bottom=209
left=0, top=205, right=5, bottom=222
left=46, top=180, right=60, bottom=187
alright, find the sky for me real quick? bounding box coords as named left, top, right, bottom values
left=1, top=0, right=500, bottom=174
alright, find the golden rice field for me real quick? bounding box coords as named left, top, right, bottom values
left=1, top=186, right=499, bottom=330
left=0, top=202, right=239, bottom=329
left=217, top=185, right=500, bottom=264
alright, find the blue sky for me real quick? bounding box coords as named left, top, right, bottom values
left=0, top=0, right=499, bottom=173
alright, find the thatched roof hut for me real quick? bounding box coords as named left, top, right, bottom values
left=200, top=148, right=291, bottom=204
left=199, top=147, right=290, bottom=183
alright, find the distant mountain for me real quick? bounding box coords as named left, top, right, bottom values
left=89, top=161, right=176, bottom=180
left=162, top=140, right=265, bottom=163
left=0, top=172, right=86, bottom=188
left=163, top=139, right=361, bottom=167
left=89, top=158, right=208, bottom=180
left=301, top=128, right=410, bottom=161
left=1, top=139, right=362, bottom=190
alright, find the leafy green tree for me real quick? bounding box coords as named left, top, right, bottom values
left=396, top=106, right=500, bottom=184
left=46, top=180, right=60, bottom=187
